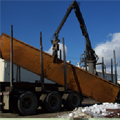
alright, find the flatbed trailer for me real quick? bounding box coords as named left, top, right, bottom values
left=0, top=81, right=76, bottom=115
left=0, top=33, right=120, bottom=115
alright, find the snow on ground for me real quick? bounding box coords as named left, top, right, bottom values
left=57, top=103, right=120, bottom=118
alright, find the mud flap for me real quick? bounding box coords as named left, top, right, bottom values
left=3, top=91, right=10, bottom=110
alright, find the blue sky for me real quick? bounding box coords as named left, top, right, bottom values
left=1, top=0, right=120, bottom=78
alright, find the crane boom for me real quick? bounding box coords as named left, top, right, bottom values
left=51, top=0, right=98, bottom=74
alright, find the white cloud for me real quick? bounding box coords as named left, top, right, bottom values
left=94, top=32, right=120, bottom=80
left=46, top=43, right=67, bottom=59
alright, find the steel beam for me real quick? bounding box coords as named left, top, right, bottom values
left=111, top=58, right=113, bottom=83
left=102, top=57, right=105, bottom=79
left=114, top=50, right=117, bottom=84
left=10, top=25, right=13, bottom=88
left=63, top=38, right=67, bottom=92
left=40, top=32, right=44, bottom=91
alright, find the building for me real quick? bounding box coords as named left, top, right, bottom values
left=0, top=58, right=54, bottom=83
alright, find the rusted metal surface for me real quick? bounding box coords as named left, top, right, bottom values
left=0, top=33, right=119, bottom=103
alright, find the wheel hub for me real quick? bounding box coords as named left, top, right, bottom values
left=50, top=96, right=57, bottom=107
left=22, top=97, right=32, bottom=109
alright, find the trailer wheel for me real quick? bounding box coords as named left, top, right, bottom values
left=64, top=91, right=82, bottom=110
left=42, top=91, right=62, bottom=112
left=17, top=91, right=38, bottom=115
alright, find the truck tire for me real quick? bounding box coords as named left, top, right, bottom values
left=42, top=91, right=62, bottom=112
left=63, top=91, right=82, bottom=110
left=17, top=91, right=38, bottom=115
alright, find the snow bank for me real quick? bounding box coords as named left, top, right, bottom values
left=57, top=102, right=120, bottom=118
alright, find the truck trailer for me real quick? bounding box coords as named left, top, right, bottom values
left=0, top=33, right=119, bottom=115
left=0, top=0, right=120, bottom=116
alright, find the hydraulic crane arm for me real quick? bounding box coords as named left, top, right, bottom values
left=51, top=0, right=98, bottom=74
left=54, top=1, right=91, bottom=48
left=54, top=1, right=73, bottom=37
